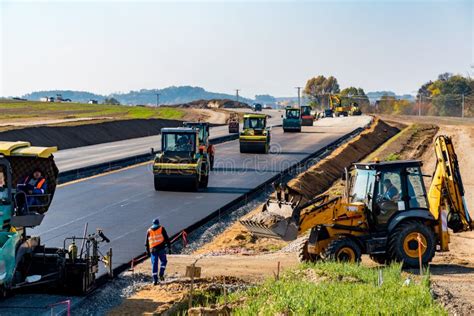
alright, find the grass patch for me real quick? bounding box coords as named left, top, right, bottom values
left=0, top=100, right=185, bottom=121
left=386, top=152, right=401, bottom=161
left=219, top=262, right=445, bottom=315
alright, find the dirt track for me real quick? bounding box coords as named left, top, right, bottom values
left=420, top=123, right=474, bottom=315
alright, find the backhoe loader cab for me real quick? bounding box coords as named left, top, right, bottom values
left=153, top=128, right=210, bottom=191
left=350, top=161, right=431, bottom=229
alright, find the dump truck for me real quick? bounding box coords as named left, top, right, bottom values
left=153, top=127, right=210, bottom=191
left=282, top=107, right=302, bottom=132
left=183, top=122, right=215, bottom=170
left=241, top=136, right=472, bottom=267
left=300, top=105, right=314, bottom=126
left=0, top=141, right=112, bottom=296
left=239, top=114, right=271, bottom=154
left=228, top=113, right=240, bottom=134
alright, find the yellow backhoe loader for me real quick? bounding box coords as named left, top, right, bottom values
left=241, top=136, right=471, bottom=267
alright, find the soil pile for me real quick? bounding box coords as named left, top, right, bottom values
left=167, top=99, right=250, bottom=109
left=0, top=118, right=182, bottom=150
left=367, top=123, right=439, bottom=161
left=108, top=276, right=249, bottom=316
left=286, top=118, right=399, bottom=201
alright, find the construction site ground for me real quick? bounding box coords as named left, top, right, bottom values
left=109, top=115, right=474, bottom=315
left=0, top=100, right=230, bottom=132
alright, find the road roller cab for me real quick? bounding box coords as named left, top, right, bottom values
left=153, top=127, right=210, bottom=191
left=282, top=107, right=302, bottom=132
left=349, top=102, right=362, bottom=116
left=183, top=122, right=215, bottom=170
left=239, top=114, right=271, bottom=154
left=300, top=105, right=314, bottom=126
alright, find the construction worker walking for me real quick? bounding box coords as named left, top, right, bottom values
left=145, top=218, right=171, bottom=285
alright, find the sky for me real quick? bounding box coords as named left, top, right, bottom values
left=1, top=0, right=473, bottom=99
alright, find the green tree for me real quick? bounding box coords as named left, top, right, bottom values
left=340, top=87, right=370, bottom=112
left=418, top=74, right=472, bottom=116
left=304, top=75, right=340, bottom=108
left=103, top=97, right=121, bottom=105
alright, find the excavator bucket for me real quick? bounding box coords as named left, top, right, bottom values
left=240, top=183, right=301, bottom=241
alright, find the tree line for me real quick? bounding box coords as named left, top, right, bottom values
left=303, top=75, right=371, bottom=113
left=303, top=73, right=473, bottom=117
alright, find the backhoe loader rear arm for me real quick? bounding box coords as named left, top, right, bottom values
left=428, top=135, right=472, bottom=234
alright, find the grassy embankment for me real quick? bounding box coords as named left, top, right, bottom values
left=0, top=100, right=184, bottom=121
left=216, top=262, right=445, bottom=315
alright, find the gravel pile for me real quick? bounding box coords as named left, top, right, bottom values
left=178, top=194, right=270, bottom=255
left=72, top=272, right=151, bottom=315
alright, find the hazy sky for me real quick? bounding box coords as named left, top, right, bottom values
left=1, top=0, right=473, bottom=98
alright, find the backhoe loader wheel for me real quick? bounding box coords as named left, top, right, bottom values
left=324, top=237, right=361, bottom=263
left=297, top=237, right=320, bottom=263
left=388, top=220, right=435, bottom=268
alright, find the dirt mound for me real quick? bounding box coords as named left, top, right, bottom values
left=108, top=276, right=249, bottom=316
left=167, top=99, right=250, bottom=109
left=286, top=118, right=399, bottom=201
left=367, top=124, right=439, bottom=162
left=0, top=118, right=182, bottom=150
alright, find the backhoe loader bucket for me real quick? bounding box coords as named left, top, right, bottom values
left=240, top=183, right=300, bottom=241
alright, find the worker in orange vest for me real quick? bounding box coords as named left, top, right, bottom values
left=17, top=168, right=47, bottom=208
left=146, top=218, right=171, bottom=285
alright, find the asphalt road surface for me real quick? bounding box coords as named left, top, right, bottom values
left=55, top=109, right=283, bottom=171
left=33, top=116, right=371, bottom=273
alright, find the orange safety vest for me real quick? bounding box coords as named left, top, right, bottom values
left=148, top=227, right=164, bottom=249
left=24, top=177, right=46, bottom=190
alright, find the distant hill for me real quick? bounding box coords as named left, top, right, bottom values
left=22, top=86, right=253, bottom=105
left=366, top=91, right=415, bottom=103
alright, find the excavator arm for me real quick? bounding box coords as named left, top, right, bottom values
left=329, top=95, right=340, bottom=111
left=428, top=135, right=472, bottom=234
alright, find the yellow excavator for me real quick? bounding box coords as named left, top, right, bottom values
left=241, top=136, right=471, bottom=267
left=329, top=95, right=350, bottom=117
